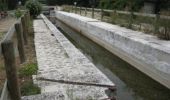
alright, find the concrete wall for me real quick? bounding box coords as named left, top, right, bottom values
left=55, top=11, right=170, bottom=89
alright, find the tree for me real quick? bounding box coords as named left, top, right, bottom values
left=46, top=0, right=91, bottom=7
left=99, top=0, right=144, bottom=11
left=8, top=0, right=17, bottom=10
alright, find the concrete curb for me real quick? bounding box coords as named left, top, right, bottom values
left=55, top=11, right=170, bottom=89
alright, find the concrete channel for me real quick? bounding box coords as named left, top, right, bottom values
left=54, top=17, right=170, bottom=100
left=44, top=11, right=170, bottom=100
left=54, top=11, right=170, bottom=90
left=22, top=15, right=116, bottom=100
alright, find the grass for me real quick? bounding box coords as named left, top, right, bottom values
left=69, top=7, right=170, bottom=40
left=19, top=63, right=41, bottom=96
left=19, top=63, right=40, bottom=96
left=18, top=18, right=40, bottom=96
left=19, top=63, right=38, bottom=77
left=0, top=57, right=5, bottom=96
left=20, top=81, right=40, bottom=96
left=0, top=32, right=5, bottom=40
left=0, top=14, right=40, bottom=96
left=18, top=57, right=40, bottom=96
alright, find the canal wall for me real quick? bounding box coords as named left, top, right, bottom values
left=55, top=11, right=170, bottom=89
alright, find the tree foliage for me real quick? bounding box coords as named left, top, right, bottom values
left=8, top=0, right=17, bottom=10
left=0, top=3, right=8, bottom=11
left=46, top=0, right=91, bottom=7
left=99, top=0, right=144, bottom=11
left=25, top=0, right=42, bottom=18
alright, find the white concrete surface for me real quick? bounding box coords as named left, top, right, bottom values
left=22, top=17, right=115, bottom=99
left=55, top=11, right=170, bottom=89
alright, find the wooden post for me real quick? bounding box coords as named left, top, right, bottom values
left=15, top=23, right=26, bottom=63
left=128, top=11, right=134, bottom=29
left=79, top=7, right=81, bottom=15
left=27, top=11, right=32, bottom=33
left=72, top=6, right=74, bottom=12
left=154, top=13, right=160, bottom=34
left=101, top=7, right=103, bottom=21
left=27, top=11, right=30, bottom=22
left=2, top=40, right=21, bottom=100
left=75, top=6, right=77, bottom=14
left=92, top=6, right=94, bottom=18
left=21, top=16, right=28, bottom=45
left=85, top=7, right=87, bottom=16
left=25, top=14, right=29, bottom=35
left=26, top=12, right=30, bottom=33
left=74, top=6, right=75, bottom=13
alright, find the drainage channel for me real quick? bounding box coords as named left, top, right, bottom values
left=50, top=18, right=170, bottom=100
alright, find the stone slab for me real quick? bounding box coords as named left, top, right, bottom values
left=34, top=18, right=114, bottom=88
left=28, top=17, right=115, bottom=100
left=22, top=17, right=115, bottom=100
left=22, top=83, right=110, bottom=100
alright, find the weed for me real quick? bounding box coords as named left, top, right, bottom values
left=19, top=63, right=38, bottom=77
left=20, top=81, right=40, bottom=96
left=0, top=88, right=2, bottom=95
left=0, top=32, right=5, bottom=40
left=15, top=8, right=23, bottom=19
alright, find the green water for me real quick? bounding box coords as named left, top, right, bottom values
left=54, top=19, right=170, bottom=100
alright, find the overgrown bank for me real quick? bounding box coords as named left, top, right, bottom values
left=18, top=21, right=40, bottom=96
left=0, top=18, right=40, bottom=96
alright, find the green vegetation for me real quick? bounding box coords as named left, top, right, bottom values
left=19, top=63, right=40, bottom=96
left=0, top=32, right=5, bottom=40
left=15, top=8, right=23, bottom=19
left=7, top=0, right=17, bottom=10
left=25, top=0, right=42, bottom=18
left=20, top=81, right=40, bottom=96
left=38, top=0, right=47, bottom=4
left=113, top=12, right=170, bottom=39
left=19, top=63, right=38, bottom=77
left=0, top=3, right=8, bottom=11
left=68, top=3, right=170, bottom=40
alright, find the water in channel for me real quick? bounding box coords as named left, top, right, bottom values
left=52, top=18, right=170, bottom=100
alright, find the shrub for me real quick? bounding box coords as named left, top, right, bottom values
left=15, top=8, right=23, bottom=19
left=25, top=0, right=42, bottom=18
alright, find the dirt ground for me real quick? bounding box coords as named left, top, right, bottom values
left=0, top=57, right=5, bottom=92
left=0, top=16, right=16, bottom=94
left=0, top=16, right=16, bottom=40
left=0, top=19, right=37, bottom=95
